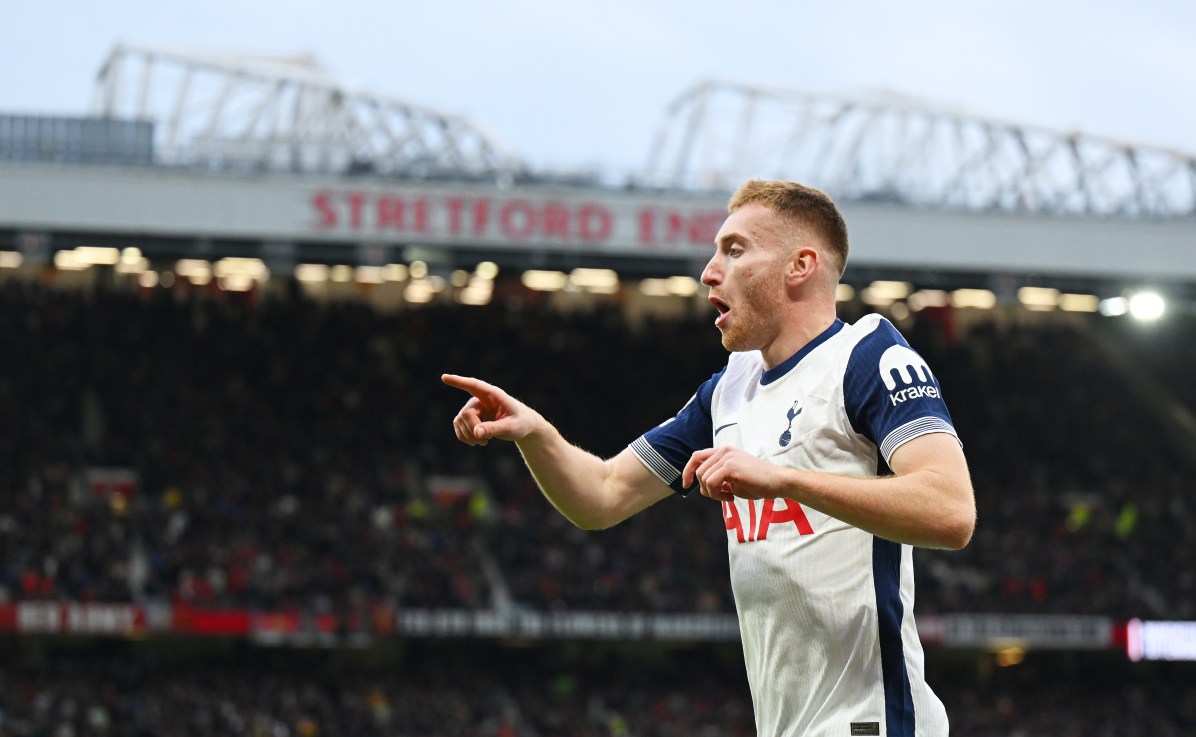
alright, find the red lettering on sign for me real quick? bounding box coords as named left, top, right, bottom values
left=446, top=198, right=465, bottom=235
left=578, top=205, right=612, bottom=241
left=638, top=208, right=656, bottom=245
left=660, top=210, right=723, bottom=246
left=313, top=191, right=337, bottom=228
left=347, top=192, right=366, bottom=230
left=376, top=197, right=405, bottom=230
left=723, top=501, right=746, bottom=544
left=413, top=199, right=429, bottom=233
left=472, top=200, right=491, bottom=235
left=501, top=201, right=536, bottom=237
left=542, top=202, right=570, bottom=238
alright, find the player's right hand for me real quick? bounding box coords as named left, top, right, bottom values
left=442, top=374, right=540, bottom=446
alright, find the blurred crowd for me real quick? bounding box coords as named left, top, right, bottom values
left=0, top=644, right=756, bottom=737
left=1, top=278, right=1195, bottom=619
left=0, top=644, right=1192, bottom=737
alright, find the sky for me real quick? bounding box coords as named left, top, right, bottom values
left=3, top=0, right=1195, bottom=178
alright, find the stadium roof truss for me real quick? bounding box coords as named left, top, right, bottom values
left=92, top=43, right=523, bottom=182
left=645, top=80, right=1196, bottom=218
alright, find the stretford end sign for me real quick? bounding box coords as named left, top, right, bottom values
left=309, top=189, right=727, bottom=252
left=1, top=163, right=1194, bottom=280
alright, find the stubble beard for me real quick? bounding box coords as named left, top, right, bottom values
left=716, top=277, right=774, bottom=354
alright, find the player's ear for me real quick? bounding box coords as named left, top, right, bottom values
left=784, top=246, right=819, bottom=287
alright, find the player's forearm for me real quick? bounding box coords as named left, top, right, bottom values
left=514, top=422, right=625, bottom=530
left=784, top=467, right=975, bottom=549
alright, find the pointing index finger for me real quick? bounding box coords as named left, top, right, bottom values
left=441, top=374, right=503, bottom=402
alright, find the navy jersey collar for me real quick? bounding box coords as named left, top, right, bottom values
left=760, top=319, right=845, bottom=385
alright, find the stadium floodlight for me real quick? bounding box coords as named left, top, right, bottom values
left=570, top=268, right=620, bottom=293
left=75, top=247, right=121, bottom=266
left=639, top=279, right=671, bottom=297
left=952, top=289, right=997, bottom=309
left=219, top=274, right=255, bottom=292
left=907, top=290, right=950, bottom=311
left=1128, top=291, right=1166, bottom=321
left=175, top=259, right=212, bottom=285
left=475, top=262, right=499, bottom=280
left=457, top=278, right=494, bottom=306
left=522, top=270, right=568, bottom=292
left=667, top=275, right=701, bottom=297
left=1059, top=294, right=1100, bottom=313
left=1017, top=287, right=1060, bottom=310
left=1099, top=297, right=1129, bottom=316
left=383, top=264, right=409, bottom=282
left=355, top=266, right=385, bottom=285
left=295, top=264, right=330, bottom=283
left=115, top=257, right=150, bottom=275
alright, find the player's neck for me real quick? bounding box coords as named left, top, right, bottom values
left=759, top=302, right=838, bottom=370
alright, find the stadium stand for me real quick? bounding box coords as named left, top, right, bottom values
left=2, top=277, right=1194, bottom=620
left=2, top=273, right=1196, bottom=732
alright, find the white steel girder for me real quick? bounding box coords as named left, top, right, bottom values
left=644, top=80, right=1196, bottom=218
left=93, top=43, right=523, bottom=181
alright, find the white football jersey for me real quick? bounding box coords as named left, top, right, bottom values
left=630, top=315, right=957, bottom=737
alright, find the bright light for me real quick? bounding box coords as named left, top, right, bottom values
left=0, top=251, right=24, bottom=268
left=1129, top=292, right=1165, bottom=321
left=522, top=270, right=568, bottom=291
left=404, top=279, right=442, bottom=303
left=74, top=246, right=121, bottom=265
left=355, top=266, right=384, bottom=284
left=867, top=280, right=912, bottom=300
left=475, top=261, right=499, bottom=280
left=215, top=258, right=269, bottom=281
left=115, top=257, right=150, bottom=275
left=219, top=274, right=255, bottom=292
left=53, top=250, right=87, bottom=271
left=907, top=290, right=950, bottom=311
left=639, top=279, right=670, bottom=297
left=176, top=259, right=212, bottom=284
left=450, top=269, right=471, bottom=288
left=120, top=247, right=142, bottom=264
left=666, top=275, right=700, bottom=297
left=994, top=646, right=1026, bottom=667
left=383, top=264, right=409, bottom=282
left=409, top=260, right=429, bottom=279
left=295, top=264, right=329, bottom=283
left=1017, top=287, right=1059, bottom=309
left=952, top=289, right=997, bottom=309
left=570, top=268, right=620, bottom=293
left=330, top=265, right=353, bottom=283
left=835, top=284, right=855, bottom=302
left=138, top=271, right=159, bottom=288
left=457, top=278, right=494, bottom=306
left=1099, top=297, right=1128, bottom=316
left=1059, top=294, right=1100, bottom=313
left=860, top=288, right=896, bottom=307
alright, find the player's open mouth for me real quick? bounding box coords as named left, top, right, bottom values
left=710, top=296, right=731, bottom=326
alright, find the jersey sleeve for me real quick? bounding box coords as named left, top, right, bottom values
left=844, top=319, right=958, bottom=465
left=629, top=367, right=724, bottom=496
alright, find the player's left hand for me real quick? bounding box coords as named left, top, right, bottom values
left=683, top=446, right=788, bottom=502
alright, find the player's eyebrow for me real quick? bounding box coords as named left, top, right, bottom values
left=716, top=231, right=748, bottom=250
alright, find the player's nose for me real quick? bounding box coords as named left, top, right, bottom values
left=700, top=255, right=722, bottom=287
